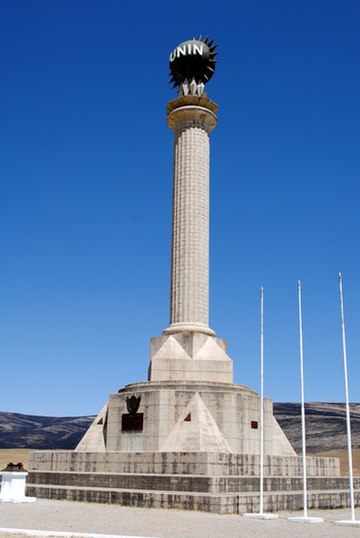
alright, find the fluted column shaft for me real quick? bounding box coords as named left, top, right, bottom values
left=164, top=96, right=218, bottom=336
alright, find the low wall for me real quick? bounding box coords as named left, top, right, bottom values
left=29, top=450, right=340, bottom=477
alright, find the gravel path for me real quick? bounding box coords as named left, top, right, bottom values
left=0, top=500, right=360, bottom=538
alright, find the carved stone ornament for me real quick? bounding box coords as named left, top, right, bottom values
left=126, top=395, right=141, bottom=415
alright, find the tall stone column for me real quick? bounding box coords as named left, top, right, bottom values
left=148, top=95, right=233, bottom=383
left=164, top=96, right=217, bottom=336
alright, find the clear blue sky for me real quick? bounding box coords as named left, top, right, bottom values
left=1, top=1, right=359, bottom=416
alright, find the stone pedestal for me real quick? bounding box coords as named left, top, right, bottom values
left=75, top=380, right=295, bottom=456
left=148, top=332, right=233, bottom=383
left=0, top=472, right=36, bottom=503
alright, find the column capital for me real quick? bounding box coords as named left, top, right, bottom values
left=167, top=96, right=218, bottom=132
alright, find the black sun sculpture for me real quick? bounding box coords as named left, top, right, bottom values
left=169, top=36, right=217, bottom=97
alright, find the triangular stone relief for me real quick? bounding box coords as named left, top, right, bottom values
left=152, top=335, right=190, bottom=360
left=193, top=336, right=231, bottom=362
left=76, top=402, right=108, bottom=452
left=160, top=392, right=232, bottom=452
left=155, top=332, right=230, bottom=360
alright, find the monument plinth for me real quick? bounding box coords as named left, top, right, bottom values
left=27, top=37, right=351, bottom=514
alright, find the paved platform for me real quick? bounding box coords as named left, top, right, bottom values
left=0, top=499, right=359, bottom=537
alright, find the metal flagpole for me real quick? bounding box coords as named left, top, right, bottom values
left=288, top=281, right=322, bottom=523
left=299, top=280, right=308, bottom=518
left=244, top=288, right=278, bottom=520
left=335, top=273, right=360, bottom=526
left=259, top=286, right=264, bottom=515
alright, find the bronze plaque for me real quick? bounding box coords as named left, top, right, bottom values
left=121, top=413, right=143, bottom=431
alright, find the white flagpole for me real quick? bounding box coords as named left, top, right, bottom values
left=288, top=281, right=322, bottom=523
left=244, top=287, right=277, bottom=519
left=259, top=286, right=264, bottom=515
left=298, top=280, right=308, bottom=519
left=335, top=273, right=359, bottom=526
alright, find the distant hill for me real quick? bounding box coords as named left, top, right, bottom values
left=0, top=412, right=94, bottom=449
left=0, top=403, right=359, bottom=451
left=273, top=402, right=360, bottom=453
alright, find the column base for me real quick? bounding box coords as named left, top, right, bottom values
left=148, top=331, right=232, bottom=383
left=163, top=323, right=216, bottom=336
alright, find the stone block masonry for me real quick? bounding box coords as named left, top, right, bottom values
left=28, top=450, right=360, bottom=514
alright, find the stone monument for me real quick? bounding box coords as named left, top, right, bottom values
left=28, top=38, right=356, bottom=513
left=76, top=37, right=293, bottom=455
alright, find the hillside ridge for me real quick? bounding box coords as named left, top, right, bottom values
left=0, top=403, right=359, bottom=452
left=0, top=411, right=94, bottom=449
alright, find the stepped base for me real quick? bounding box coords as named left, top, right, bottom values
left=27, top=450, right=360, bottom=514
left=26, top=483, right=360, bottom=514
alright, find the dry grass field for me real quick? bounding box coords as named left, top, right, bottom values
left=0, top=448, right=359, bottom=477
left=0, top=449, right=32, bottom=470
left=315, top=448, right=360, bottom=476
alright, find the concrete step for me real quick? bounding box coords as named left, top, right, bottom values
left=28, top=470, right=360, bottom=494
left=29, top=450, right=340, bottom=477
left=26, top=482, right=360, bottom=514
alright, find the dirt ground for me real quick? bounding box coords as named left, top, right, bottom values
left=1, top=500, right=360, bottom=538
